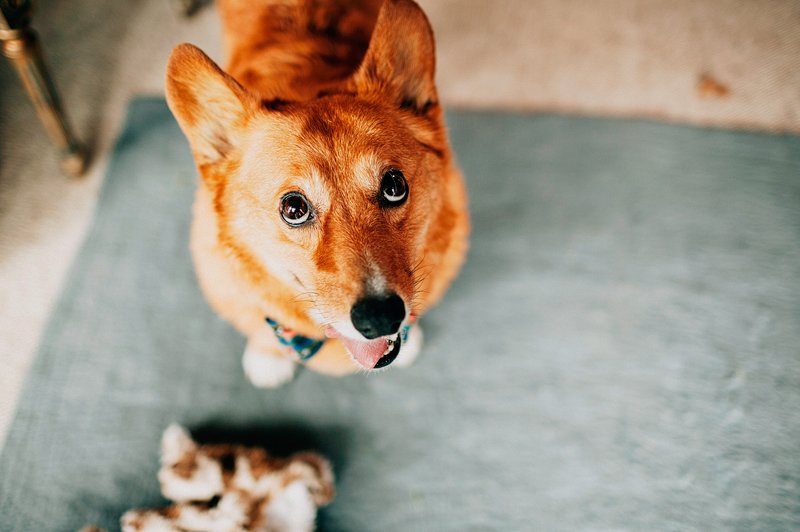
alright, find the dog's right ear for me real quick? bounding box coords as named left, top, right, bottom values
left=166, top=44, right=257, bottom=166
left=349, top=0, right=438, bottom=115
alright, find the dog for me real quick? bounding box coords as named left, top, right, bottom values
left=165, top=0, right=469, bottom=387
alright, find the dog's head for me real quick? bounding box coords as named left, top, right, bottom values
left=166, top=0, right=465, bottom=369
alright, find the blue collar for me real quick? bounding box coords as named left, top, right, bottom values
left=265, top=318, right=325, bottom=361
left=265, top=317, right=413, bottom=361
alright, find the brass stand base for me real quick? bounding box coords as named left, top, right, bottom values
left=60, top=146, right=87, bottom=177
left=1, top=2, right=87, bottom=177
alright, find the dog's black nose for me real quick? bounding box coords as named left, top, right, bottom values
left=350, top=293, right=406, bottom=339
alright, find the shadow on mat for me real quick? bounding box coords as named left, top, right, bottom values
left=191, top=421, right=355, bottom=532
left=190, top=421, right=353, bottom=472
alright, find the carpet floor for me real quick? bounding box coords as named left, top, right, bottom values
left=0, top=98, right=798, bottom=531
left=3, top=0, right=799, bottom=452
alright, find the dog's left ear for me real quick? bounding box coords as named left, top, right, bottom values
left=350, top=0, right=437, bottom=114
left=165, top=43, right=258, bottom=166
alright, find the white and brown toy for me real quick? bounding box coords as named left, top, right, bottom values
left=120, top=424, right=335, bottom=532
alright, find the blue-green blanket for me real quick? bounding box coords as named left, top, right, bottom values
left=1, top=99, right=798, bottom=531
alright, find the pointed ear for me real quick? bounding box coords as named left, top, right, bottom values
left=351, top=0, right=438, bottom=113
left=165, top=43, right=257, bottom=165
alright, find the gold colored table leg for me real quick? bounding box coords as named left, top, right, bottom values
left=1, top=12, right=87, bottom=176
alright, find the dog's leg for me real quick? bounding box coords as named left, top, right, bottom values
left=394, top=324, right=424, bottom=368
left=242, top=330, right=297, bottom=388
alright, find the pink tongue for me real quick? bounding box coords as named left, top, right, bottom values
left=325, top=327, right=388, bottom=369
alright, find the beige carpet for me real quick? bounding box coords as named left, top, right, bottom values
left=1, top=0, right=798, bottom=446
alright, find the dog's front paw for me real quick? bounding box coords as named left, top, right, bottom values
left=395, top=324, right=424, bottom=368
left=243, top=345, right=297, bottom=388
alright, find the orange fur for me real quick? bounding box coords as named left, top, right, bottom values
left=166, top=0, right=469, bottom=376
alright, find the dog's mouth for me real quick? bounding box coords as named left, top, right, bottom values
left=324, top=327, right=402, bottom=370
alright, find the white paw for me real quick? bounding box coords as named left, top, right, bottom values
left=243, top=346, right=297, bottom=388
left=395, top=324, right=423, bottom=368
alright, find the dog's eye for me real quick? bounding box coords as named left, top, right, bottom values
left=380, top=169, right=408, bottom=206
left=280, top=193, right=312, bottom=226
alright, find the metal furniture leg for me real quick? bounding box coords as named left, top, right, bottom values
left=0, top=1, right=86, bottom=176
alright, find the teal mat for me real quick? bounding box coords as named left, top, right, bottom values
left=1, top=98, right=799, bottom=531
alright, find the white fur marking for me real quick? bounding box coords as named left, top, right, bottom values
left=331, top=318, right=368, bottom=341
left=364, top=251, right=389, bottom=296
left=395, top=324, right=423, bottom=368
left=366, top=272, right=387, bottom=295
left=352, top=152, right=383, bottom=191
left=243, top=345, right=297, bottom=388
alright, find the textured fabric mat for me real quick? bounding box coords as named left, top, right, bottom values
left=1, top=98, right=799, bottom=531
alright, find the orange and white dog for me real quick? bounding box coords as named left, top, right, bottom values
left=166, top=0, right=468, bottom=387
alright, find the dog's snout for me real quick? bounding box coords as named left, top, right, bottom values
left=350, top=293, right=406, bottom=339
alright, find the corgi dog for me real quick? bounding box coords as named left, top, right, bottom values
left=165, top=0, right=468, bottom=387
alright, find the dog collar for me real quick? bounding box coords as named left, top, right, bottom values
left=265, top=317, right=414, bottom=361
left=265, top=318, right=325, bottom=361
